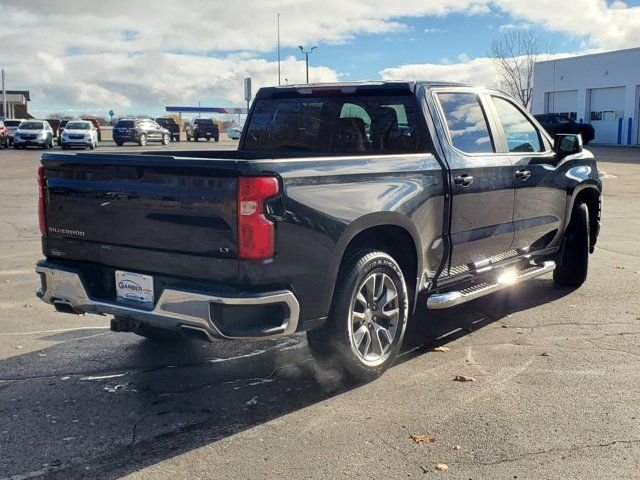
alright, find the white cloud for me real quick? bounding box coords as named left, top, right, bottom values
left=2, top=0, right=640, bottom=116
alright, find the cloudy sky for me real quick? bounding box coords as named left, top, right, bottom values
left=2, top=0, right=640, bottom=118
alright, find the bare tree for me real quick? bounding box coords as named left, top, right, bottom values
left=489, top=31, right=552, bottom=109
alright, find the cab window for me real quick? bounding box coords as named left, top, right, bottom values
left=436, top=92, right=494, bottom=154
left=492, top=96, right=543, bottom=153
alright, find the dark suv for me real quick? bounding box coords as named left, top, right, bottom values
left=186, top=119, right=219, bottom=142
left=534, top=114, right=595, bottom=145
left=113, top=118, right=171, bottom=146
left=155, top=117, right=180, bottom=141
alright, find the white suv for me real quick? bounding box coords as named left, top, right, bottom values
left=60, top=120, right=99, bottom=149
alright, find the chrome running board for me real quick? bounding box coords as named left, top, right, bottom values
left=426, top=261, right=556, bottom=310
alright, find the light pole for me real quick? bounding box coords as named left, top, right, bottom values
left=297, top=45, right=317, bottom=83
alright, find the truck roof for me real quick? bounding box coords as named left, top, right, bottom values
left=255, top=80, right=477, bottom=99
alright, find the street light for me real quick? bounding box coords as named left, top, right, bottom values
left=298, top=45, right=317, bottom=83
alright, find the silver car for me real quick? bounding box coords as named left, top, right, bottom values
left=227, top=126, right=242, bottom=140
left=13, top=120, right=54, bottom=149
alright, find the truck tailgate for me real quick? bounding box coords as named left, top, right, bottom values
left=41, top=153, right=240, bottom=281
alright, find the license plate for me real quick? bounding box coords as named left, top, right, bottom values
left=115, top=270, right=154, bottom=304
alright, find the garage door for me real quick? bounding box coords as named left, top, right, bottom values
left=589, top=87, right=626, bottom=144
left=545, top=90, right=578, bottom=120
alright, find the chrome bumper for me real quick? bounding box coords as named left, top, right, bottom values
left=35, top=263, right=300, bottom=341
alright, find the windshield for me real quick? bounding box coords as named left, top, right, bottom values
left=156, top=118, right=175, bottom=125
left=4, top=120, right=21, bottom=127
left=19, top=122, right=44, bottom=130
left=66, top=122, right=90, bottom=130
left=557, top=115, right=572, bottom=123
left=115, top=120, right=135, bottom=128
left=244, top=94, right=429, bottom=154
left=194, top=119, right=214, bottom=125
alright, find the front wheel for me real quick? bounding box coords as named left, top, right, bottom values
left=162, top=134, right=170, bottom=145
left=307, top=250, right=409, bottom=383
left=138, top=133, right=147, bottom=146
left=554, top=203, right=590, bottom=287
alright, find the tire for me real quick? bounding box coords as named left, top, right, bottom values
left=553, top=203, right=590, bottom=287
left=306, top=249, right=409, bottom=383
left=138, top=133, right=147, bottom=146
left=175, top=135, right=180, bottom=142
left=115, top=141, right=123, bottom=147
left=162, top=134, right=170, bottom=145
left=194, top=135, right=198, bottom=142
left=214, top=136, right=219, bottom=142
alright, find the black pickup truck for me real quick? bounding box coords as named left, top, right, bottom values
left=35, top=82, right=601, bottom=382
left=186, top=118, right=219, bottom=142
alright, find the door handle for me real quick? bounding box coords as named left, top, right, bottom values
left=515, top=169, right=532, bottom=180
left=454, top=174, right=474, bottom=187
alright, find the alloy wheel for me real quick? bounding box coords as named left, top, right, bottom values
left=349, top=272, right=400, bottom=366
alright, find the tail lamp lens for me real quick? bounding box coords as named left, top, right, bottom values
left=37, top=166, right=47, bottom=236
left=238, top=176, right=279, bottom=260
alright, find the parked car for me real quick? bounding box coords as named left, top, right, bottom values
left=0, top=121, right=9, bottom=148
left=155, top=117, right=180, bottom=141
left=59, top=120, right=99, bottom=149
left=35, top=81, right=601, bottom=383
left=45, top=119, right=62, bottom=138
left=57, top=119, right=69, bottom=138
left=112, top=118, right=171, bottom=146
left=227, top=125, right=242, bottom=140
left=81, top=118, right=102, bottom=141
left=534, top=114, right=595, bottom=144
left=13, top=120, right=54, bottom=149
left=186, top=118, right=219, bottom=142
left=3, top=119, right=22, bottom=145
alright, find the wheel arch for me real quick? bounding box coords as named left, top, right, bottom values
left=329, top=213, right=423, bottom=313
left=568, top=184, right=601, bottom=252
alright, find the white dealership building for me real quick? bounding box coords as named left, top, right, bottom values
left=531, top=47, right=640, bottom=145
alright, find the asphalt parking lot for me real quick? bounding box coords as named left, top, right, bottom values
left=0, top=143, right=638, bottom=480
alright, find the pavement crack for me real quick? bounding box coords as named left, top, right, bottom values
left=129, top=415, right=150, bottom=448
left=479, top=439, right=640, bottom=466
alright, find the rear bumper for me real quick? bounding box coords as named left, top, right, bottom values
left=35, top=261, right=300, bottom=341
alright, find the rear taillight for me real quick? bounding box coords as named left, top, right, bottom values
left=37, top=166, right=47, bottom=236
left=238, top=176, right=279, bottom=260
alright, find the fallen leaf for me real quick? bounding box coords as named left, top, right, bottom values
left=435, top=463, right=449, bottom=471
left=22, top=304, right=32, bottom=308
left=453, top=375, right=475, bottom=382
left=613, top=266, right=625, bottom=270
left=15, top=345, right=24, bottom=350
left=501, top=324, right=509, bottom=328
left=452, top=444, right=461, bottom=450
left=540, top=352, right=550, bottom=357
left=38, top=353, right=47, bottom=358
left=433, top=346, right=450, bottom=352
left=245, top=396, right=258, bottom=407
left=409, top=434, right=436, bottom=445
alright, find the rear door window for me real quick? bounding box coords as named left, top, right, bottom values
left=244, top=94, right=428, bottom=154
left=491, top=96, right=543, bottom=153
left=436, top=92, right=494, bottom=154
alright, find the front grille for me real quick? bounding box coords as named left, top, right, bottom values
left=69, top=135, right=84, bottom=140
left=21, top=135, right=37, bottom=140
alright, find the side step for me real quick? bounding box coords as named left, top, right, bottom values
left=427, top=261, right=556, bottom=310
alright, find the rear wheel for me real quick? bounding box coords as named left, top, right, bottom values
left=194, top=135, right=198, bottom=142
left=214, top=136, right=219, bottom=142
left=554, top=202, right=590, bottom=287
left=115, top=141, right=123, bottom=147
left=138, top=133, right=147, bottom=146
left=307, top=250, right=408, bottom=383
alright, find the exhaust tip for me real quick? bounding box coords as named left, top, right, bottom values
left=53, top=300, right=80, bottom=315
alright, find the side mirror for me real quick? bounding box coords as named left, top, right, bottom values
left=554, top=133, right=583, bottom=159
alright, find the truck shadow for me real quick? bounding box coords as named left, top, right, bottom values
left=0, top=278, right=573, bottom=479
